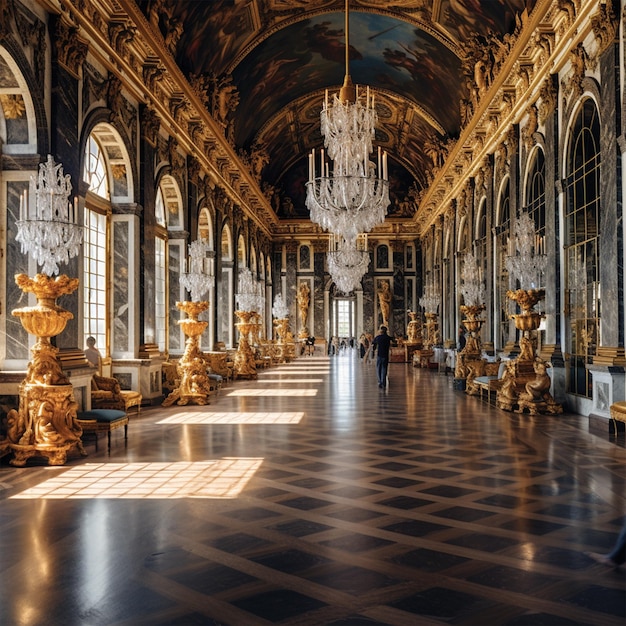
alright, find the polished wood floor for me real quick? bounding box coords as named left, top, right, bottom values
left=1, top=354, right=625, bottom=626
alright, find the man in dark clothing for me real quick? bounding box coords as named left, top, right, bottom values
left=458, top=326, right=466, bottom=351
left=372, top=325, right=392, bottom=388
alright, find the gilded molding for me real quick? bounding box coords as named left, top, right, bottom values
left=55, top=17, right=89, bottom=78
left=562, top=43, right=588, bottom=106
left=591, top=2, right=617, bottom=55
left=140, top=105, right=160, bottom=147
left=538, top=74, right=557, bottom=124
left=108, top=19, right=136, bottom=58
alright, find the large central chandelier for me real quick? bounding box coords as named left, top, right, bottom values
left=305, top=0, right=389, bottom=241
left=327, top=233, right=370, bottom=294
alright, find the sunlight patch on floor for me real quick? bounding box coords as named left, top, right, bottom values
left=258, top=365, right=330, bottom=376
left=225, top=389, right=317, bottom=396
left=157, top=411, right=304, bottom=424
left=11, top=459, right=263, bottom=499
left=251, top=378, right=324, bottom=383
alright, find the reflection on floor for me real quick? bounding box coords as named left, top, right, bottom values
left=1, top=355, right=625, bottom=626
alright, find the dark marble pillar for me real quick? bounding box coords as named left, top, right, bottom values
left=598, top=41, right=622, bottom=350
left=391, top=246, right=405, bottom=336
left=50, top=49, right=80, bottom=353
left=139, top=105, right=157, bottom=349
left=544, top=74, right=560, bottom=351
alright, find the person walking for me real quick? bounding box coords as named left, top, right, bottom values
left=372, top=325, right=392, bottom=388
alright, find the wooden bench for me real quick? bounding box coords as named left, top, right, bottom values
left=609, top=401, right=626, bottom=436
left=77, top=409, right=128, bottom=451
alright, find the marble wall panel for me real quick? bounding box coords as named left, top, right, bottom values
left=113, top=221, right=130, bottom=353
left=6, top=181, right=29, bottom=360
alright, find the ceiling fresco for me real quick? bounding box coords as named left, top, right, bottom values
left=140, top=0, right=536, bottom=222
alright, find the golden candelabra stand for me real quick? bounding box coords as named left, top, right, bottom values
left=496, top=288, right=562, bottom=414
left=454, top=303, right=485, bottom=381
left=274, top=317, right=296, bottom=362
left=406, top=311, right=422, bottom=346
left=234, top=310, right=258, bottom=379
left=162, top=301, right=213, bottom=406
left=423, top=312, right=440, bottom=349
left=5, top=274, right=86, bottom=466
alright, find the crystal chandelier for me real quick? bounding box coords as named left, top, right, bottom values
left=305, top=0, right=389, bottom=241
left=16, top=155, right=83, bottom=276
left=460, top=251, right=485, bottom=307
left=327, top=234, right=370, bottom=294
left=272, top=293, right=288, bottom=319
left=505, top=211, right=547, bottom=291
left=419, top=279, right=440, bottom=313
left=236, top=268, right=260, bottom=312
left=179, top=237, right=213, bottom=302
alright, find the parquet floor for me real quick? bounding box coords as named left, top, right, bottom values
left=1, top=354, right=625, bottom=626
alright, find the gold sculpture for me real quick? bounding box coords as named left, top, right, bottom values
left=454, top=303, right=485, bottom=380
left=496, top=288, right=562, bottom=414
left=274, top=317, right=296, bottom=362
left=162, top=301, right=213, bottom=406
left=377, top=279, right=391, bottom=327
left=234, top=310, right=258, bottom=379
left=5, top=274, right=86, bottom=466
left=406, top=311, right=421, bottom=345
left=297, top=281, right=310, bottom=339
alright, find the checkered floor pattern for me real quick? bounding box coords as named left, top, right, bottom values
left=1, top=354, right=624, bottom=625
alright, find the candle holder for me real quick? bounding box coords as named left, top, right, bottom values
left=233, top=310, right=258, bottom=379
left=162, top=301, right=213, bottom=406
left=5, top=156, right=85, bottom=466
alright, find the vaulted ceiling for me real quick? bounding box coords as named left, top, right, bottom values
left=139, top=0, right=535, bottom=223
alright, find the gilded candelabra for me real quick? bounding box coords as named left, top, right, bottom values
left=273, top=317, right=296, bottom=362
left=454, top=252, right=486, bottom=382
left=6, top=275, right=85, bottom=465
left=460, top=304, right=485, bottom=356
left=234, top=310, right=258, bottom=379
left=406, top=311, right=422, bottom=345
left=162, top=301, right=213, bottom=406
left=423, top=312, right=440, bottom=349
left=496, top=212, right=561, bottom=414
left=4, top=156, right=85, bottom=466
left=272, top=293, right=295, bottom=362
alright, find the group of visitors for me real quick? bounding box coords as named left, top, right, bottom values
left=328, top=336, right=356, bottom=356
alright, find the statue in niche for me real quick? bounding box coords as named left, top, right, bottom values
left=297, top=282, right=310, bottom=331
left=378, top=280, right=392, bottom=327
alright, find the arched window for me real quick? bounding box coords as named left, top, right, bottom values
left=475, top=199, right=487, bottom=288
left=220, top=224, right=234, bottom=347
left=525, top=148, right=546, bottom=267
left=82, top=135, right=109, bottom=356
left=155, top=187, right=166, bottom=228
left=495, top=179, right=511, bottom=350
left=563, top=99, right=600, bottom=398
left=83, top=135, right=109, bottom=199
left=0, top=47, right=37, bottom=153
left=155, top=235, right=167, bottom=352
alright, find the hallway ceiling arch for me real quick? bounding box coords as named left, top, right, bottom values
left=141, top=0, right=535, bottom=224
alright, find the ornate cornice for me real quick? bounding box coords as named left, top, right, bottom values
left=414, top=0, right=600, bottom=236
left=55, top=0, right=278, bottom=238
